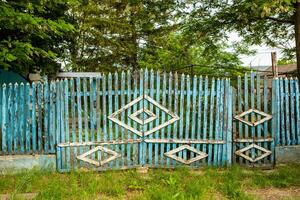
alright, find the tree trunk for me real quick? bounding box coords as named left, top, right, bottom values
left=295, top=1, right=300, bottom=80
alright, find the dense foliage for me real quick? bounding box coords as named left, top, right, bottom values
left=0, top=0, right=74, bottom=77
left=1, top=0, right=299, bottom=77
left=189, top=0, right=298, bottom=76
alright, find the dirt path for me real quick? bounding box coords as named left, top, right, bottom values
left=247, top=187, right=300, bottom=200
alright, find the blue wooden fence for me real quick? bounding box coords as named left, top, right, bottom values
left=0, top=69, right=299, bottom=171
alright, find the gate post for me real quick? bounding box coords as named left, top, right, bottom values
left=271, top=78, right=279, bottom=165
left=225, top=79, right=233, bottom=166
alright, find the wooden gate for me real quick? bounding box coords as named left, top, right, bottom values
left=232, top=74, right=277, bottom=167
left=56, top=70, right=233, bottom=172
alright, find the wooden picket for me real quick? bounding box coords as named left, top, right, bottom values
left=0, top=69, right=299, bottom=172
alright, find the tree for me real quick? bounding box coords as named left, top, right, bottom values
left=189, top=0, right=299, bottom=77
left=67, top=0, right=181, bottom=72
left=139, top=32, right=248, bottom=77
left=0, top=0, right=75, bottom=77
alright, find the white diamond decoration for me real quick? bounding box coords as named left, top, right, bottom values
left=129, top=108, right=157, bottom=125
left=164, top=145, right=208, bottom=165
left=234, top=109, right=272, bottom=127
left=235, top=143, right=271, bottom=163
left=77, top=146, right=120, bottom=167
left=108, top=95, right=180, bottom=137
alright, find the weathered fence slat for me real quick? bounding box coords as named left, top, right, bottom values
left=214, top=79, right=220, bottom=166
left=290, top=79, right=296, bottom=144
left=208, top=78, right=215, bottom=166
left=20, top=83, right=25, bottom=154
left=2, top=84, right=7, bottom=154
left=13, top=83, right=19, bottom=153
left=148, top=70, right=154, bottom=166
left=7, top=84, right=13, bottom=154
left=70, top=79, right=76, bottom=168
left=126, top=71, right=132, bottom=166
left=295, top=78, right=300, bottom=144
left=179, top=74, right=185, bottom=162
left=120, top=72, right=125, bottom=167
left=108, top=73, right=113, bottom=167
left=190, top=76, right=197, bottom=166
left=202, top=77, right=209, bottom=163
left=76, top=78, right=83, bottom=167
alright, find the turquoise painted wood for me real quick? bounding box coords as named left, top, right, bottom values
left=1, top=70, right=298, bottom=171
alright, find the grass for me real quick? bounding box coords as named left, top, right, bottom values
left=0, top=164, right=299, bottom=200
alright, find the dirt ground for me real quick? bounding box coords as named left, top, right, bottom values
left=246, top=187, right=300, bottom=200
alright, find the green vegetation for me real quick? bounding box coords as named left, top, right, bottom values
left=0, top=164, right=299, bottom=200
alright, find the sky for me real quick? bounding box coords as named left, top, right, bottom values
left=228, top=32, right=283, bottom=70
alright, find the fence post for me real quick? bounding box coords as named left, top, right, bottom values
left=226, top=79, right=233, bottom=166
left=272, top=78, right=279, bottom=164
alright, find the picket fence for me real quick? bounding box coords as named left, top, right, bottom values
left=0, top=69, right=299, bottom=171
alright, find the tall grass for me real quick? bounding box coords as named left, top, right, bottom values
left=0, top=164, right=299, bottom=200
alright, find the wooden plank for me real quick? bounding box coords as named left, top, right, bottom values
left=132, top=71, right=138, bottom=166
left=31, top=83, right=37, bottom=154
left=208, top=78, right=215, bottom=166
left=60, top=80, right=66, bottom=169
left=202, top=77, right=209, bottom=164
left=120, top=72, right=126, bottom=167
left=226, top=79, right=233, bottom=166
left=190, top=75, right=197, bottom=166
left=1, top=84, right=7, bottom=154
left=25, top=83, right=31, bottom=153
left=295, top=78, right=300, bottom=144
left=290, top=78, right=296, bottom=144
left=76, top=78, right=83, bottom=166
left=172, top=72, right=179, bottom=166
left=70, top=79, right=76, bottom=167
left=184, top=75, right=191, bottom=161
left=43, top=80, right=49, bottom=154
left=138, top=69, right=144, bottom=166
left=263, top=76, right=269, bottom=163
left=56, top=80, right=61, bottom=171
left=160, top=72, right=167, bottom=165
left=83, top=78, right=89, bottom=155
left=102, top=74, right=108, bottom=163
left=37, top=83, right=43, bottom=153
left=13, top=83, right=19, bottom=153
left=20, top=83, right=25, bottom=154
left=279, top=78, right=286, bottom=145
left=218, top=79, right=225, bottom=165
left=271, top=78, right=278, bottom=164
left=284, top=78, right=291, bottom=145
left=64, top=79, right=70, bottom=171
left=237, top=76, right=243, bottom=164
left=234, top=138, right=273, bottom=142
left=96, top=77, right=101, bottom=165
left=126, top=71, right=132, bottom=166
left=250, top=73, right=255, bottom=164
left=7, top=84, right=13, bottom=154
left=244, top=74, right=249, bottom=165
left=256, top=75, right=262, bottom=164
left=49, top=81, right=56, bottom=153
left=113, top=72, right=119, bottom=167
left=148, top=70, right=155, bottom=166
left=143, top=69, right=149, bottom=166
left=214, top=79, right=221, bottom=166
left=178, top=74, right=185, bottom=161
left=108, top=73, right=113, bottom=167
left=144, top=139, right=225, bottom=144
left=89, top=78, right=96, bottom=160
left=196, top=76, right=203, bottom=166
left=166, top=72, right=173, bottom=167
